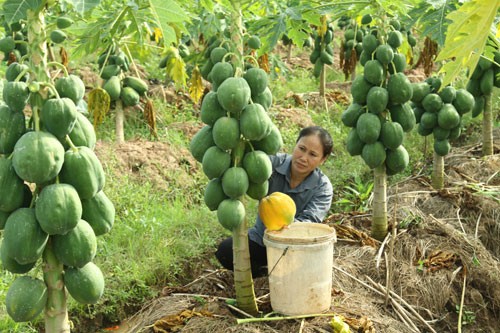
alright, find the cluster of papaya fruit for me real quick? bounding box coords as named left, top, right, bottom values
left=339, top=15, right=417, bottom=71
left=200, top=36, right=232, bottom=83
left=339, top=17, right=364, bottom=65
left=360, top=17, right=417, bottom=66
left=466, top=51, right=500, bottom=118
left=50, top=16, right=74, bottom=44
left=200, top=34, right=261, bottom=84
left=0, top=65, right=113, bottom=321
left=342, top=24, right=416, bottom=175
left=0, top=15, right=74, bottom=56
left=309, top=23, right=335, bottom=78
left=100, top=47, right=149, bottom=107
left=0, top=21, right=29, bottom=61
left=336, top=15, right=354, bottom=30
left=190, top=43, right=281, bottom=231
left=411, top=77, right=475, bottom=156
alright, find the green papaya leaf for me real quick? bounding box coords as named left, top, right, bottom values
left=406, top=1, right=458, bottom=46
left=2, top=0, right=44, bottom=24
left=436, top=0, right=500, bottom=87
left=71, top=0, right=101, bottom=15
left=255, top=14, right=287, bottom=54
left=149, top=0, right=189, bottom=24
left=149, top=0, right=189, bottom=47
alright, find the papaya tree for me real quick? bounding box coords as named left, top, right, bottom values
left=435, top=0, right=500, bottom=156
left=341, top=10, right=415, bottom=240
left=191, top=4, right=271, bottom=93
left=309, top=15, right=334, bottom=97
left=189, top=0, right=285, bottom=315
left=339, top=0, right=497, bottom=234
left=73, top=0, right=189, bottom=143
left=415, top=40, right=499, bottom=180
left=401, top=0, right=499, bottom=189
left=245, top=2, right=344, bottom=99
left=247, top=1, right=317, bottom=54
left=245, top=1, right=319, bottom=72
left=411, top=77, right=475, bottom=189
left=464, top=40, right=499, bottom=157
left=388, top=1, right=484, bottom=189
left=0, top=0, right=115, bottom=332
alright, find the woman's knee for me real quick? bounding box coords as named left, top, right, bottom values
left=215, top=237, right=233, bottom=270
left=215, top=237, right=268, bottom=277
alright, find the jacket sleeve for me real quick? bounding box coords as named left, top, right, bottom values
left=295, top=177, right=333, bottom=223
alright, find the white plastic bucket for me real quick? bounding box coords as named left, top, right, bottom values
left=263, top=222, right=336, bottom=315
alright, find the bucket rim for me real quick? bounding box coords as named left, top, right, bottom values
left=263, top=222, right=336, bottom=244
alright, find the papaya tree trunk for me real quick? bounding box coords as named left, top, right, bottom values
left=27, top=6, right=71, bottom=332
left=43, top=241, right=71, bottom=333
left=232, top=217, right=258, bottom=315
left=47, top=43, right=56, bottom=63
left=287, top=43, right=292, bottom=63
left=115, top=100, right=125, bottom=144
left=482, top=93, right=493, bottom=156
left=371, top=165, right=387, bottom=241
left=27, top=6, right=49, bottom=85
left=432, top=151, right=444, bottom=189
left=424, top=136, right=429, bottom=157
left=319, top=65, right=326, bottom=97
left=229, top=0, right=258, bottom=315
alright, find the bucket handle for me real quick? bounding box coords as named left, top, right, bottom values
left=267, top=246, right=289, bottom=277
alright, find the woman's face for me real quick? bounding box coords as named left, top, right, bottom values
left=291, top=134, right=326, bottom=177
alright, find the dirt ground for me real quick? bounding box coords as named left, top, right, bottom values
left=87, top=45, right=500, bottom=333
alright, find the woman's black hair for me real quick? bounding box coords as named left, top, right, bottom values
left=296, top=126, right=333, bottom=158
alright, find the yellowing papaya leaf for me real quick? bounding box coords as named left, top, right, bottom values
left=188, top=66, right=204, bottom=105
left=88, top=88, right=110, bottom=128
left=144, top=98, right=158, bottom=139
left=436, top=0, right=500, bottom=87
left=398, top=38, right=412, bottom=64
left=169, top=59, right=187, bottom=89
left=406, top=48, right=413, bottom=66
left=318, top=15, right=328, bottom=37
left=59, top=47, right=69, bottom=68
left=153, top=27, right=163, bottom=44
left=355, top=15, right=362, bottom=27
left=166, top=47, right=187, bottom=89
left=258, top=53, right=270, bottom=73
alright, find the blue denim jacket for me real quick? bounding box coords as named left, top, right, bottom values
left=248, top=153, right=333, bottom=246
